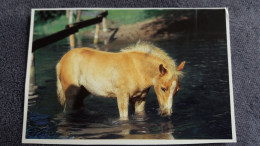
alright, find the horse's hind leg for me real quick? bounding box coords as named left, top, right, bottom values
left=64, top=85, right=88, bottom=112
left=131, top=98, right=146, bottom=116
left=134, top=99, right=146, bottom=115
left=73, top=86, right=89, bottom=109
left=131, top=88, right=150, bottom=116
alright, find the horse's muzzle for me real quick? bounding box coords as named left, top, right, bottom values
left=159, top=108, right=172, bottom=117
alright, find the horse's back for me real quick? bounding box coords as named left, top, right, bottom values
left=57, top=47, right=151, bottom=98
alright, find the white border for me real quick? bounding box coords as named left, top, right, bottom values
left=225, top=8, right=237, bottom=142
left=22, top=8, right=236, bottom=145
left=22, top=9, right=35, bottom=143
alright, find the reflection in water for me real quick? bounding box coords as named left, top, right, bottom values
left=54, top=111, right=174, bottom=139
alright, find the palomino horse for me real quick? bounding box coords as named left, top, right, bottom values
left=56, top=42, right=185, bottom=120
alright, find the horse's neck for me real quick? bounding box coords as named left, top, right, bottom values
left=131, top=53, right=162, bottom=87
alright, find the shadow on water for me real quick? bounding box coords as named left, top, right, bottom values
left=27, top=10, right=232, bottom=139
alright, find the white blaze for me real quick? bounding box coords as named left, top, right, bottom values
left=167, top=81, right=176, bottom=109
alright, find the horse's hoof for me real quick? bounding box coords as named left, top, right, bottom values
left=119, top=117, right=129, bottom=121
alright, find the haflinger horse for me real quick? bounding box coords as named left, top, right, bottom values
left=56, top=41, right=185, bottom=120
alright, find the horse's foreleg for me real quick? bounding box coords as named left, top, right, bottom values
left=117, top=94, right=129, bottom=120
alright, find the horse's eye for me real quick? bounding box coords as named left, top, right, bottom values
left=161, top=87, right=167, bottom=92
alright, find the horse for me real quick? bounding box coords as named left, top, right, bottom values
left=56, top=41, right=185, bottom=120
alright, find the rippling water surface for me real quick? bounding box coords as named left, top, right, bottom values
left=26, top=34, right=232, bottom=139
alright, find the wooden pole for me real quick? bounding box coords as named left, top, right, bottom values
left=102, top=17, right=108, bottom=32
left=102, top=10, right=108, bottom=32
left=66, top=10, right=69, bottom=18
left=30, top=53, right=35, bottom=87
left=68, top=10, right=73, bottom=25
left=29, top=53, right=38, bottom=99
left=94, top=23, right=100, bottom=44
left=75, top=10, right=82, bottom=47
left=76, top=10, right=82, bottom=22
left=68, top=10, right=75, bottom=49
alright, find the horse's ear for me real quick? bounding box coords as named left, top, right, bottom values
left=159, top=64, right=167, bottom=76
left=177, top=61, right=185, bottom=71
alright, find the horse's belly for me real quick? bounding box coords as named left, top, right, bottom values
left=80, top=75, right=117, bottom=98
left=85, top=84, right=116, bottom=98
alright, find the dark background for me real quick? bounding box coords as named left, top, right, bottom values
left=0, top=0, right=259, bottom=146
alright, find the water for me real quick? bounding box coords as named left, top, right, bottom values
left=26, top=34, right=232, bottom=139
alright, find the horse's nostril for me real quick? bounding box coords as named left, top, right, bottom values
left=160, top=110, right=172, bottom=117
left=159, top=107, right=172, bottom=117
left=160, top=111, right=167, bottom=117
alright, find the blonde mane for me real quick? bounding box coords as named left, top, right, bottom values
left=121, top=41, right=183, bottom=77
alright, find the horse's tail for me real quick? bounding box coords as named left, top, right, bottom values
left=56, top=62, right=66, bottom=106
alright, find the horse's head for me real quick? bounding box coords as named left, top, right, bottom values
left=154, top=61, right=185, bottom=117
